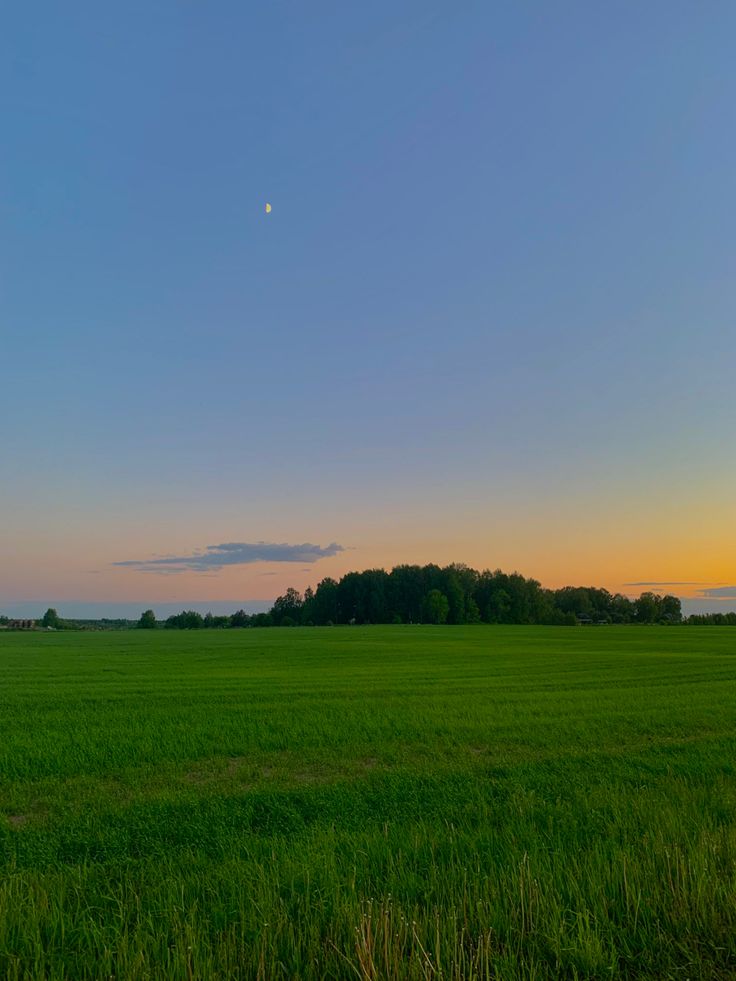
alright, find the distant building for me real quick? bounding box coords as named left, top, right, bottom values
left=7, top=619, right=36, bottom=630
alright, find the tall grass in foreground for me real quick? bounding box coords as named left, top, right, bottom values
left=1, top=626, right=735, bottom=978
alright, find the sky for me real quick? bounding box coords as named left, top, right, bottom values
left=2, top=1, right=735, bottom=618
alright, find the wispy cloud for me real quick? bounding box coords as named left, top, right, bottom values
left=697, top=586, right=736, bottom=599
left=623, top=581, right=716, bottom=587
left=114, top=541, right=345, bottom=574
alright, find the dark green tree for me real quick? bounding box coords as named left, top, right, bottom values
left=301, top=587, right=316, bottom=624
left=312, top=578, right=339, bottom=625
left=364, top=569, right=390, bottom=623
left=465, top=596, right=481, bottom=624
left=388, top=565, right=425, bottom=623
left=486, top=587, right=511, bottom=623
left=137, top=609, right=157, bottom=629
left=634, top=592, right=660, bottom=623
left=660, top=594, right=682, bottom=622
left=42, top=608, right=61, bottom=628
left=250, top=612, right=273, bottom=627
left=271, top=588, right=303, bottom=626
left=424, top=589, right=449, bottom=625
left=204, top=612, right=230, bottom=628
left=443, top=569, right=466, bottom=624
left=165, top=610, right=204, bottom=629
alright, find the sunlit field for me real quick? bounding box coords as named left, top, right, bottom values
left=1, top=626, right=735, bottom=979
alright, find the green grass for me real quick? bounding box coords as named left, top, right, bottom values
left=1, top=626, right=735, bottom=979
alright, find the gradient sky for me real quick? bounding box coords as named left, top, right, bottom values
left=2, top=1, right=735, bottom=617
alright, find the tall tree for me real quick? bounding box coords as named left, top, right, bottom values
left=660, top=594, right=682, bottom=622
left=272, top=588, right=303, bottom=626
left=137, top=609, right=157, bottom=629
left=424, top=589, right=449, bottom=625
left=41, top=608, right=61, bottom=628
left=312, top=578, right=339, bottom=625
left=634, top=592, right=660, bottom=623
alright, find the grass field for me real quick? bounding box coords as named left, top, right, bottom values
left=1, top=626, right=735, bottom=980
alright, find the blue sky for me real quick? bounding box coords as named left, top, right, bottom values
left=2, top=1, right=735, bottom=615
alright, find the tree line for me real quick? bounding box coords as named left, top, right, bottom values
left=131, top=564, right=706, bottom=629
left=4, top=569, right=733, bottom=631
